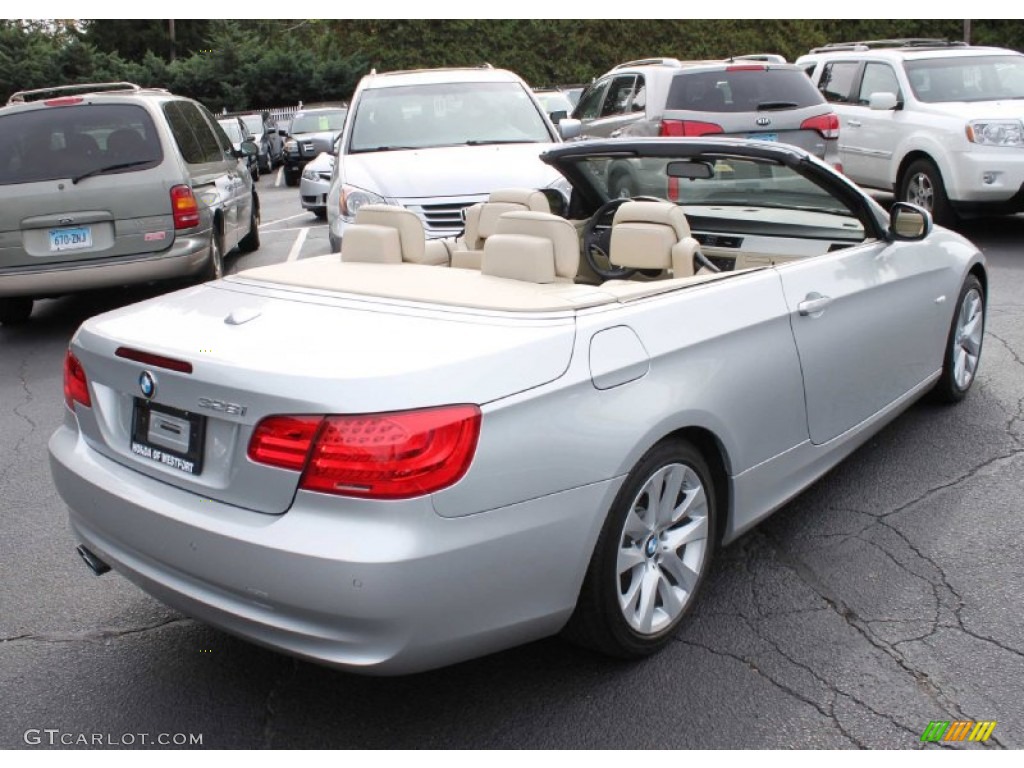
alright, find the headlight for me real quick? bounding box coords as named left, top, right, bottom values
left=284, top=139, right=297, bottom=152
left=302, top=167, right=319, bottom=181
left=338, top=184, right=391, bottom=220
left=966, top=120, right=1024, bottom=146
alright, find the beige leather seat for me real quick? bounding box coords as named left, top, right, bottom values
left=451, top=189, right=551, bottom=270
left=607, top=201, right=699, bottom=279
left=340, top=205, right=450, bottom=265
left=480, top=211, right=580, bottom=284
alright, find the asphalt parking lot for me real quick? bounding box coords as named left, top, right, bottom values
left=1, top=176, right=1021, bottom=749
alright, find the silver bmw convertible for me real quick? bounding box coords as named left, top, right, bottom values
left=49, top=138, right=986, bottom=674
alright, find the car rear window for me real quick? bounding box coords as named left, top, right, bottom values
left=667, top=68, right=825, bottom=112
left=0, top=103, right=162, bottom=185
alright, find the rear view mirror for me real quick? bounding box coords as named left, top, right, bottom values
left=889, top=201, right=931, bottom=240
left=559, top=118, right=582, bottom=140
left=667, top=160, right=715, bottom=180
left=868, top=92, right=899, bottom=111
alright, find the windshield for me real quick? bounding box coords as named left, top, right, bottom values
left=218, top=120, right=243, bottom=143
left=290, top=110, right=347, bottom=134
left=536, top=91, right=573, bottom=114
left=905, top=55, right=1024, bottom=103
left=566, top=152, right=864, bottom=236
left=0, top=103, right=162, bottom=185
left=349, top=81, right=553, bottom=153
left=240, top=115, right=263, bottom=135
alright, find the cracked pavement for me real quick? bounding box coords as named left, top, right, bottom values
left=1, top=207, right=1022, bottom=749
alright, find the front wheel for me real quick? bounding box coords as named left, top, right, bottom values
left=563, top=438, right=716, bottom=658
left=898, top=158, right=958, bottom=229
left=932, top=274, right=985, bottom=403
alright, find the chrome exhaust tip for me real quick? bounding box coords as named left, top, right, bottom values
left=76, top=544, right=111, bottom=576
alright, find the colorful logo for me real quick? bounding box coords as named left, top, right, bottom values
left=920, top=720, right=997, bottom=743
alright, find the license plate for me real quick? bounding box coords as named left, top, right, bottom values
left=747, top=133, right=778, bottom=142
left=48, top=226, right=92, bottom=252
left=130, top=399, right=206, bottom=475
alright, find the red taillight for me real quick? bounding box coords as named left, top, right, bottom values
left=248, top=405, right=482, bottom=499
left=44, top=97, right=84, bottom=106
left=833, top=162, right=844, bottom=175
left=63, top=350, right=91, bottom=410
left=659, top=119, right=724, bottom=137
left=248, top=416, right=322, bottom=471
left=801, top=112, right=840, bottom=140
left=115, top=347, right=194, bottom=373
left=170, top=185, right=200, bottom=230
left=668, top=176, right=680, bottom=201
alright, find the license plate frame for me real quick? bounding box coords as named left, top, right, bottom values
left=48, top=225, right=93, bottom=252
left=130, top=399, right=206, bottom=476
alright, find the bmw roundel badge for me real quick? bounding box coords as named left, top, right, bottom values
left=139, top=371, right=157, bottom=399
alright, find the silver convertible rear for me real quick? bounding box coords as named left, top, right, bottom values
left=49, top=138, right=986, bottom=674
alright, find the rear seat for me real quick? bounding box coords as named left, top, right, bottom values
left=341, top=204, right=451, bottom=265
left=451, top=189, right=551, bottom=269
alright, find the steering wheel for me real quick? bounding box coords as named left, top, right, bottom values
left=582, top=196, right=663, bottom=280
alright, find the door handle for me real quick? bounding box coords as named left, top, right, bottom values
left=798, top=293, right=832, bottom=317
left=848, top=120, right=862, bottom=128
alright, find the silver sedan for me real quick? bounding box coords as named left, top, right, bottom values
left=50, top=138, right=986, bottom=674
left=299, top=151, right=334, bottom=220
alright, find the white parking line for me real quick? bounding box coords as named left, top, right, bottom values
left=260, top=224, right=326, bottom=234
left=260, top=211, right=308, bottom=229
left=286, top=227, right=309, bottom=262
left=275, top=166, right=284, bottom=187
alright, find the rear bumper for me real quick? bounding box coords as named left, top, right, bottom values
left=49, top=421, right=612, bottom=674
left=0, top=230, right=211, bottom=299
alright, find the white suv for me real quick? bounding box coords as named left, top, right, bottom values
left=797, top=39, right=1024, bottom=226
left=326, top=66, right=574, bottom=250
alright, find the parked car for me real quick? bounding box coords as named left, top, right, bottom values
left=239, top=112, right=283, bottom=173
left=796, top=39, right=1024, bottom=227
left=533, top=87, right=575, bottom=123
left=559, top=84, right=588, bottom=108
left=50, top=136, right=986, bottom=674
left=299, top=150, right=334, bottom=219
left=571, top=57, right=842, bottom=182
left=326, top=65, right=578, bottom=252
left=0, top=82, right=261, bottom=324
left=218, top=116, right=260, bottom=180
left=282, top=107, right=347, bottom=187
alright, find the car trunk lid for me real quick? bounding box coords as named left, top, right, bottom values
left=70, top=281, right=576, bottom=515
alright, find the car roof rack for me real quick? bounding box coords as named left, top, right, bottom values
left=613, top=58, right=684, bottom=70
left=808, top=38, right=969, bottom=54
left=7, top=81, right=148, bottom=105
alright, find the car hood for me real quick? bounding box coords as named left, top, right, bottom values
left=305, top=152, right=335, bottom=173
left=292, top=130, right=340, bottom=146
left=918, top=99, right=1024, bottom=118
left=340, top=143, right=563, bottom=198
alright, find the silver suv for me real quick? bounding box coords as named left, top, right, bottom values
left=0, top=82, right=261, bottom=324
left=572, top=57, right=842, bottom=187
left=797, top=39, right=1024, bottom=227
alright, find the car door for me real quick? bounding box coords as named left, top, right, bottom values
left=816, top=60, right=867, bottom=179
left=573, top=77, right=612, bottom=137
left=202, top=107, right=249, bottom=250
left=844, top=62, right=906, bottom=189
left=776, top=209, right=956, bottom=445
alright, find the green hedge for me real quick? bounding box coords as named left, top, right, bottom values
left=3, top=19, right=1023, bottom=111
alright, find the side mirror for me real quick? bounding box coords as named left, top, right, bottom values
left=549, top=110, right=568, bottom=125
left=889, top=201, right=932, bottom=240
left=239, top=140, right=260, bottom=157
left=868, top=91, right=899, bottom=111
left=559, top=118, right=582, bottom=141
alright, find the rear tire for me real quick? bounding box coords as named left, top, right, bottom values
left=0, top=297, right=33, bottom=325
left=238, top=197, right=261, bottom=254
left=898, top=158, right=958, bottom=229
left=932, top=274, right=985, bottom=403
left=563, top=438, right=717, bottom=658
left=314, top=207, right=327, bottom=220
left=200, top=228, right=225, bottom=282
